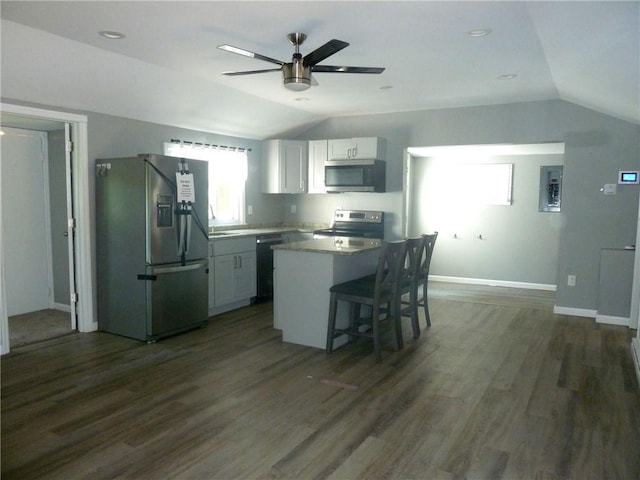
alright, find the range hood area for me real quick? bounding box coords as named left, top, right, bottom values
left=262, top=137, right=387, bottom=194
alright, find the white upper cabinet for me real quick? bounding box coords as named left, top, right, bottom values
left=327, top=137, right=386, bottom=161
left=308, top=139, right=327, bottom=194
left=262, top=139, right=308, bottom=194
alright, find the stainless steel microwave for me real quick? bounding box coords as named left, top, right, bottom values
left=324, top=160, right=386, bottom=193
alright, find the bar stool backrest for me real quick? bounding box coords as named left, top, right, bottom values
left=374, top=240, right=408, bottom=302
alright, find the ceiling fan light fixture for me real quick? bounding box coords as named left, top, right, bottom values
left=283, top=63, right=311, bottom=91
left=284, top=78, right=311, bottom=91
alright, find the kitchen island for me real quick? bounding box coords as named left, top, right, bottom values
left=272, top=237, right=383, bottom=349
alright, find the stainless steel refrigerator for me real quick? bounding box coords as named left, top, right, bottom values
left=96, top=154, right=209, bottom=341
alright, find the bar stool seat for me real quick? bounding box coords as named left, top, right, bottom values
left=326, top=240, right=407, bottom=362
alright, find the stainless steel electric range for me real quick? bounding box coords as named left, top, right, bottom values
left=313, top=209, right=385, bottom=239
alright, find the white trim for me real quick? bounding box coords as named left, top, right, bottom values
left=0, top=131, right=7, bottom=355
left=553, top=306, right=597, bottom=318
left=430, top=275, right=556, bottom=291
left=53, top=303, right=72, bottom=313
left=0, top=103, right=95, bottom=356
left=631, top=338, right=640, bottom=387
left=595, top=314, right=630, bottom=327
left=72, top=121, right=96, bottom=333
left=0, top=103, right=87, bottom=124
left=408, top=142, right=565, bottom=158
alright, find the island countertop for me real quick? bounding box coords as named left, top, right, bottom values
left=273, top=237, right=382, bottom=349
left=272, top=236, right=383, bottom=255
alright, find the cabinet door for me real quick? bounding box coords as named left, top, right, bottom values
left=353, top=137, right=384, bottom=159
left=234, top=251, right=257, bottom=299
left=262, top=140, right=308, bottom=193
left=208, top=242, right=215, bottom=311
left=261, top=140, right=281, bottom=193
left=328, top=137, right=385, bottom=160
left=328, top=138, right=354, bottom=160
left=282, top=141, right=307, bottom=193
left=213, top=254, right=236, bottom=306
left=308, top=140, right=327, bottom=193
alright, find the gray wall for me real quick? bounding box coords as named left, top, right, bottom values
left=7, top=97, right=639, bottom=315
left=293, top=99, right=640, bottom=312
left=84, top=112, right=284, bottom=228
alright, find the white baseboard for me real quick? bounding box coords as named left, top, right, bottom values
left=632, top=338, right=640, bottom=387
left=552, top=306, right=597, bottom=318
left=595, top=314, right=630, bottom=327
left=52, top=303, right=71, bottom=313
left=430, top=276, right=556, bottom=291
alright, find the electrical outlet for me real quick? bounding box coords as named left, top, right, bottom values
left=291, top=204, right=297, bottom=214
left=567, top=275, right=576, bottom=287
left=247, top=205, right=253, bottom=215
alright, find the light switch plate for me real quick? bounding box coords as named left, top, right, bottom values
left=603, top=184, right=617, bottom=195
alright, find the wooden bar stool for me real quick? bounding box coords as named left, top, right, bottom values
left=326, top=240, right=408, bottom=362
left=400, top=232, right=438, bottom=336
left=398, top=236, right=425, bottom=339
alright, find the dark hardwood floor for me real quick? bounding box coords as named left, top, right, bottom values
left=2, top=283, right=639, bottom=479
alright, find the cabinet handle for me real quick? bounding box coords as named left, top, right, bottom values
left=233, top=256, right=237, bottom=269
left=239, top=256, right=242, bottom=269
left=352, top=146, right=357, bottom=158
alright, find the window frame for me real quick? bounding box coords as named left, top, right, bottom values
left=163, top=142, right=247, bottom=226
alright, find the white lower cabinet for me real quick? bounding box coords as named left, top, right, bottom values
left=209, top=236, right=256, bottom=315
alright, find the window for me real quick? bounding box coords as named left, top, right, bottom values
left=164, top=142, right=248, bottom=225
left=458, top=163, right=513, bottom=205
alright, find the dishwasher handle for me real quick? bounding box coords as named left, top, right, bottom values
left=256, top=235, right=283, bottom=244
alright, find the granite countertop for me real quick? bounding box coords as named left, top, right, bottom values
left=272, top=236, right=383, bottom=255
left=208, top=225, right=320, bottom=240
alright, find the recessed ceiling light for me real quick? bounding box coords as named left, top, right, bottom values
left=99, top=30, right=126, bottom=40
left=468, top=29, right=492, bottom=37
left=295, top=97, right=309, bottom=102
left=498, top=74, right=518, bottom=80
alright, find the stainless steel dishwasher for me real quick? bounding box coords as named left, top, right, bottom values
left=254, top=234, right=283, bottom=301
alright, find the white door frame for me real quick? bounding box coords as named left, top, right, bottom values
left=0, top=103, right=95, bottom=355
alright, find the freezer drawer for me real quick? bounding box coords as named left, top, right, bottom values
left=146, top=260, right=208, bottom=339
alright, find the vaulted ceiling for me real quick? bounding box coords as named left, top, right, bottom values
left=2, top=1, right=638, bottom=139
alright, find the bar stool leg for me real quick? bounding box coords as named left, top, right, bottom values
left=326, top=292, right=338, bottom=353
left=423, top=280, right=431, bottom=328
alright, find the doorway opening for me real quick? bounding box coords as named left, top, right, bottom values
left=0, top=103, right=94, bottom=354
left=403, top=142, right=565, bottom=291
left=1, top=125, right=74, bottom=347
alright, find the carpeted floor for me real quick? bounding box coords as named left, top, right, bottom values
left=9, top=309, right=74, bottom=347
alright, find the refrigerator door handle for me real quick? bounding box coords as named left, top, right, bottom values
left=185, top=211, right=192, bottom=254
left=177, top=210, right=186, bottom=256
left=152, top=261, right=206, bottom=275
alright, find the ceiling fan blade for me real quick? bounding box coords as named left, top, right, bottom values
left=311, top=65, right=385, bottom=74
left=222, top=68, right=283, bottom=76
left=218, top=44, right=285, bottom=66
left=303, top=39, right=349, bottom=67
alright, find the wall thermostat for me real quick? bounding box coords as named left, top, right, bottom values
left=618, top=170, right=639, bottom=184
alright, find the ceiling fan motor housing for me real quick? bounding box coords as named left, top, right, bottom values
left=283, top=54, right=311, bottom=91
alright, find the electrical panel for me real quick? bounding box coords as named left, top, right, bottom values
left=539, top=165, right=563, bottom=212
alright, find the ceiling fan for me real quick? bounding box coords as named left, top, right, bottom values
left=218, top=33, right=385, bottom=91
